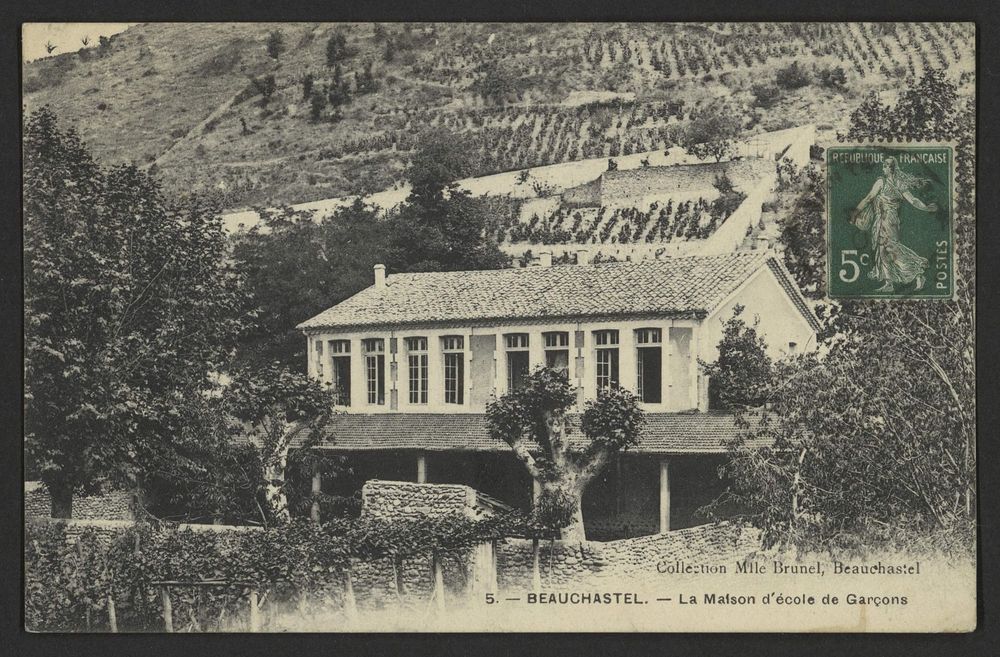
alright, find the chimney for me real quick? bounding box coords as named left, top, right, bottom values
left=374, top=264, right=386, bottom=289
left=538, top=251, right=552, bottom=268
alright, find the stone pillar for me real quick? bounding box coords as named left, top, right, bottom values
left=532, top=478, right=542, bottom=505
left=659, top=458, right=671, bottom=533
left=417, top=453, right=428, bottom=484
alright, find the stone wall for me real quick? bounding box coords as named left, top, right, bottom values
left=24, top=481, right=134, bottom=521
left=600, top=523, right=762, bottom=578
left=497, top=538, right=609, bottom=589
left=360, top=479, right=486, bottom=520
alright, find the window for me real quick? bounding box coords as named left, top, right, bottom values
left=635, top=328, right=662, bottom=403
left=594, top=330, right=620, bottom=391
left=543, top=331, right=570, bottom=374
left=329, top=340, right=351, bottom=406
left=405, top=337, right=429, bottom=404
left=362, top=338, right=385, bottom=405
left=505, top=333, right=530, bottom=390
left=442, top=336, right=465, bottom=404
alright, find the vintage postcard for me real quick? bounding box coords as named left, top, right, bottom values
left=22, top=22, right=976, bottom=633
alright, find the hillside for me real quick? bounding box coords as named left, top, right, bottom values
left=23, top=22, right=975, bottom=212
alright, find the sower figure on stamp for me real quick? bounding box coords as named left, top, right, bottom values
left=850, top=156, right=938, bottom=293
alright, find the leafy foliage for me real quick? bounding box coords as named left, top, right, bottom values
left=774, top=60, right=811, bottom=89
left=679, top=104, right=743, bottom=162
left=23, top=107, right=246, bottom=516
left=266, top=30, right=285, bottom=60
left=776, top=164, right=826, bottom=300
left=486, top=367, right=643, bottom=539
left=25, top=512, right=526, bottom=631
left=720, top=70, right=975, bottom=555
left=325, top=30, right=351, bottom=67
left=699, top=305, right=773, bottom=410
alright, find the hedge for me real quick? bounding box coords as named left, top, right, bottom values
left=25, top=511, right=542, bottom=631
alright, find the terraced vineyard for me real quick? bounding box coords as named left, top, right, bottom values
left=500, top=197, right=741, bottom=246
left=23, top=22, right=974, bottom=211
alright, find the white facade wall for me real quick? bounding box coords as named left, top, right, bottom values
left=701, top=267, right=817, bottom=362
left=306, top=317, right=707, bottom=414
left=304, top=268, right=815, bottom=414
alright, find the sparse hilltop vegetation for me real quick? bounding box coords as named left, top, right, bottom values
left=23, top=22, right=974, bottom=213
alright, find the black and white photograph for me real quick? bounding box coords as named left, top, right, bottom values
left=21, top=21, right=976, bottom=633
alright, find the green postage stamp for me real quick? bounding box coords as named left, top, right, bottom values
left=826, top=144, right=954, bottom=299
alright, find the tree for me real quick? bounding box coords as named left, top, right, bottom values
left=326, top=31, right=350, bottom=67
left=266, top=30, right=285, bottom=60
left=231, top=202, right=398, bottom=369
left=817, top=65, right=847, bottom=90
left=751, top=82, right=781, bottom=109
left=309, top=89, right=327, bottom=122
left=776, top=165, right=826, bottom=300
left=775, top=60, right=811, bottom=89
left=301, top=72, right=315, bottom=100
left=389, top=191, right=512, bottom=274
left=486, top=368, right=644, bottom=541
left=470, top=59, right=518, bottom=105
left=394, top=129, right=509, bottom=273
left=721, top=70, right=975, bottom=554
left=699, top=305, right=773, bottom=410
left=251, top=74, right=277, bottom=106
left=23, top=108, right=246, bottom=517
left=404, top=127, right=479, bottom=211
left=356, top=61, right=378, bottom=94
left=327, top=67, right=350, bottom=108
left=679, top=105, right=742, bottom=162
left=223, top=363, right=336, bottom=523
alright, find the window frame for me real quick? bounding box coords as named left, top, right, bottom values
left=543, top=331, right=570, bottom=375
left=594, top=330, right=620, bottom=391
left=329, top=340, right=352, bottom=407
left=441, top=335, right=465, bottom=405
left=504, top=333, right=531, bottom=391
left=635, top=328, right=663, bottom=404
left=405, top=336, right=429, bottom=405
left=362, top=338, right=386, bottom=406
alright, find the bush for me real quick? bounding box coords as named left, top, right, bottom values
left=775, top=61, right=811, bottom=89
left=751, top=82, right=781, bottom=108
left=817, top=64, right=847, bottom=89
left=25, top=511, right=530, bottom=631
left=266, top=30, right=285, bottom=60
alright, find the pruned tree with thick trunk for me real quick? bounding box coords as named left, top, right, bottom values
left=224, top=363, right=336, bottom=525
left=486, top=368, right=643, bottom=542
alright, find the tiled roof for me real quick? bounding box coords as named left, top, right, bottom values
left=765, top=257, right=823, bottom=333
left=289, top=412, right=769, bottom=455
left=299, top=252, right=787, bottom=331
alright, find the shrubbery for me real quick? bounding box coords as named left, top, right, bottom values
left=25, top=510, right=552, bottom=631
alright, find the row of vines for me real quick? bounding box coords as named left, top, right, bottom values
left=501, top=198, right=739, bottom=246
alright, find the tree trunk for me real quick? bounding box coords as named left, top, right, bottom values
left=49, top=484, right=73, bottom=519
left=264, top=441, right=293, bottom=522
left=560, top=501, right=587, bottom=542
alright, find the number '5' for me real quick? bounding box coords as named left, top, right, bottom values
left=486, top=593, right=496, bottom=604
left=839, top=250, right=869, bottom=283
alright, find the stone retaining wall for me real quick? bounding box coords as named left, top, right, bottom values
left=497, top=538, right=609, bottom=589
left=360, top=479, right=481, bottom=520
left=25, top=481, right=134, bottom=521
